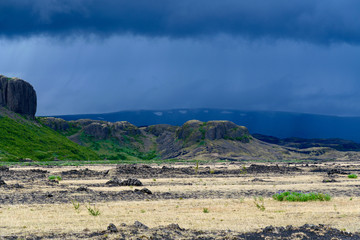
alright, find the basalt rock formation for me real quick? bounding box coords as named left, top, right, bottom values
left=0, top=75, right=37, bottom=118
left=41, top=116, right=358, bottom=161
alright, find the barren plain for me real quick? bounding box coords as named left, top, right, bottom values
left=1, top=161, right=360, bottom=239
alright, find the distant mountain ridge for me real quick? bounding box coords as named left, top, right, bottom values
left=51, top=109, right=360, bottom=143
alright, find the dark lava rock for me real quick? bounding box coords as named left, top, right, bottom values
left=165, top=223, right=183, bottom=231
left=263, top=225, right=276, bottom=233
left=3, top=223, right=360, bottom=239
left=31, top=169, right=48, bottom=174
left=48, top=179, right=59, bottom=184
left=60, top=168, right=103, bottom=178
left=105, top=177, right=122, bottom=186
left=247, top=164, right=301, bottom=174
left=107, top=223, right=118, bottom=233
left=114, top=164, right=153, bottom=175
left=0, top=75, right=37, bottom=117
left=323, top=178, right=337, bottom=183
left=106, top=177, right=143, bottom=187
left=251, top=178, right=266, bottom=182
left=120, top=178, right=143, bottom=186
left=133, top=221, right=149, bottom=229
left=76, top=186, right=90, bottom=192
left=12, top=183, right=24, bottom=188
left=0, top=165, right=9, bottom=172
left=0, top=177, right=6, bottom=186
left=328, top=169, right=348, bottom=175
left=134, top=188, right=152, bottom=194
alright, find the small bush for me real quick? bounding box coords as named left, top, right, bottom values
left=273, top=191, right=331, bottom=202
left=348, top=174, right=358, bottom=179
left=48, top=175, right=62, bottom=181
left=203, top=208, right=209, bottom=213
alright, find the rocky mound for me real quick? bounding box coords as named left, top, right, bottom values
left=0, top=75, right=37, bottom=118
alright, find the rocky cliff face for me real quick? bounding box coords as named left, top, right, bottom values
left=0, top=75, right=37, bottom=118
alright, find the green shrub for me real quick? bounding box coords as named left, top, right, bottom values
left=203, top=208, right=209, bottom=213
left=273, top=191, right=331, bottom=202
left=48, top=175, right=62, bottom=181
left=348, top=174, right=358, bottom=179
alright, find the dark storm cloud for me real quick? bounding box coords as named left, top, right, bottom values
left=2, top=36, right=360, bottom=116
left=1, top=0, right=360, bottom=44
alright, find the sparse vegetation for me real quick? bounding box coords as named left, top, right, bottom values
left=253, top=196, right=265, bottom=211
left=71, top=199, right=80, bottom=212
left=240, top=165, right=247, bottom=174
left=272, top=191, right=331, bottom=202
left=194, top=160, right=199, bottom=174
left=86, top=204, right=100, bottom=216
left=48, top=175, right=62, bottom=181
left=348, top=174, right=358, bottom=179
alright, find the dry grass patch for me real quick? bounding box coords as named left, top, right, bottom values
left=1, top=197, right=360, bottom=236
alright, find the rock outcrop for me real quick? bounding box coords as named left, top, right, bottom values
left=0, top=75, right=37, bottom=118
left=40, top=117, right=70, bottom=131
left=42, top=118, right=141, bottom=141
left=40, top=116, right=353, bottom=161
left=176, top=120, right=251, bottom=144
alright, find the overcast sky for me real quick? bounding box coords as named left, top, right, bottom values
left=1, top=0, right=360, bottom=116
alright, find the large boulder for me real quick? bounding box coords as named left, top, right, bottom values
left=0, top=75, right=37, bottom=118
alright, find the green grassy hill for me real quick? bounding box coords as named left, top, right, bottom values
left=0, top=116, right=99, bottom=162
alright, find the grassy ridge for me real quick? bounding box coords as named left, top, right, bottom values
left=0, top=116, right=99, bottom=161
